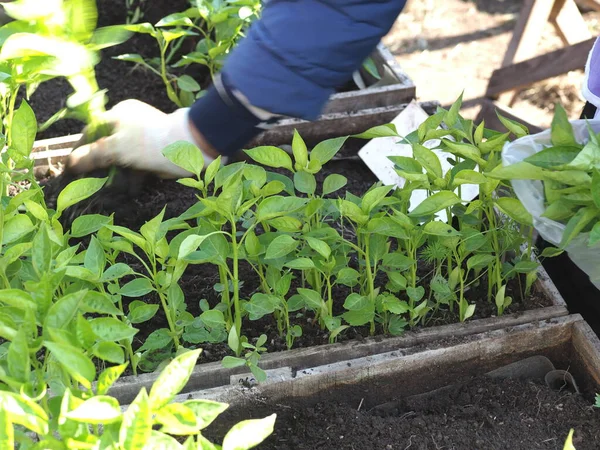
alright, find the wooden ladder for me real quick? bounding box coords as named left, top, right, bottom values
left=477, top=0, right=597, bottom=130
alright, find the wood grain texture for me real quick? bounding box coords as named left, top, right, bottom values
left=486, top=37, right=594, bottom=97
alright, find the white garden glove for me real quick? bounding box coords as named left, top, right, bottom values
left=67, top=100, right=220, bottom=179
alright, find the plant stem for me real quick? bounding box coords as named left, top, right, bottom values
left=218, top=265, right=232, bottom=327
left=160, top=40, right=183, bottom=107
left=230, top=219, right=242, bottom=355
left=364, top=234, right=376, bottom=335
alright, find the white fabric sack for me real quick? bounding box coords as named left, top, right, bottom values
left=501, top=119, right=600, bottom=289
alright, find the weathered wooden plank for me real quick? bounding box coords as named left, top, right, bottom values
left=176, top=315, right=582, bottom=407
left=109, top=302, right=568, bottom=404
left=550, top=0, right=591, bottom=46
left=577, top=0, right=600, bottom=11
left=572, top=321, right=600, bottom=387
left=487, top=37, right=594, bottom=98
left=501, top=0, right=556, bottom=68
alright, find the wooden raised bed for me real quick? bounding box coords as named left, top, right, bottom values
left=33, top=100, right=569, bottom=403
left=108, top=264, right=567, bottom=405
left=120, top=314, right=600, bottom=449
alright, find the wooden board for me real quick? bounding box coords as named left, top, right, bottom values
left=486, top=37, right=594, bottom=97
left=172, top=315, right=598, bottom=409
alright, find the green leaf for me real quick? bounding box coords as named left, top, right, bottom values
left=560, top=206, right=599, bottom=248
left=361, top=185, right=394, bottom=214
left=551, top=104, right=576, bottom=147
left=57, top=177, right=107, bottom=214
left=442, top=140, right=485, bottom=165
left=352, top=124, right=399, bottom=139
left=179, top=232, right=223, bottom=259
left=120, top=389, right=152, bottom=450
left=0, top=289, right=36, bottom=311
left=156, top=12, right=194, bottom=27
left=467, top=254, right=496, bottom=271
left=66, top=396, right=122, bottom=424
left=284, top=258, right=315, bottom=270
left=84, top=236, right=106, bottom=277
left=245, top=294, right=278, bottom=320
left=11, top=100, right=36, bottom=157
left=119, top=278, right=154, bottom=297
left=0, top=391, right=48, bottom=435
left=2, top=214, right=34, bottom=245
left=453, top=169, right=488, bottom=186
left=148, top=349, right=202, bottom=410
left=8, top=329, right=29, bottom=383
left=93, top=342, right=125, bottom=364
left=292, top=130, right=308, bottom=169
left=495, top=197, right=533, bottom=226
left=496, top=112, right=528, bottom=138
left=221, top=356, right=247, bottom=368
left=343, top=293, right=369, bottom=311
left=342, top=304, right=375, bottom=326
left=423, top=221, right=461, bottom=236
left=336, top=268, right=360, bottom=287
left=177, top=75, right=201, bottom=92
left=244, top=146, right=293, bottom=171
left=265, top=235, right=298, bottom=260
left=593, top=170, right=600, bottom=209
left=44, top=341, right=96, bottom=389
left=32, top=224, right=52, bottom=277
left=89, top=317, right=138, bottom=342
left=305, top=236, right=331, bottom=259
left=414, top=144, right=442, bottom=178
left=184, top=399, right=228, bottom=430
left=71, top=214, right=112, bottom=237
left=155, top=403, right=198, bottom=435
left=589, top=222, right=600, bottom=246
left=488, top=161, right=546, bottom=180
left=567, top=140, right=600, bottom=170
left=101, top=263, right=134, bottom=282
left=338, top=199, right=369, bottom=225
left=81, top=291, right=123, bottom=315
left=310, top=137, right=348, bottom=165
left=255, top=196, right=307, bottom=222
left=407, top=286, right=425, bottom=303
left=0, top=409, right=13, bottom=449
left=540, top=247, right=564, bottom=258
left=524, top=146, right=580, bottom=169
left=129, top=302, right=159, bottom=324
left=445, top=93, right=463, bottom=126
left=162, top=140, right=204, bottom=177
left=222, top=414, right=276, bottom=450
left=97, top=363, right=128, bottom=395
left=139, top=328, right=172, bottom=353
left=44, top=290, right=86, bottom=331
left=293, top=170, right=316, bottom=195
left=322, top=174, right=347, bottom=196
left=297, top=288, right=323, bottom=311
left=409, top=191, right=462, bottom=217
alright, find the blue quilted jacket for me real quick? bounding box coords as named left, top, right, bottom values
left=189, top=0, right=407, bottom=156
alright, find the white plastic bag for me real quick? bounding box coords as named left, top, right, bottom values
left=502, top=119, right=600, bottom=289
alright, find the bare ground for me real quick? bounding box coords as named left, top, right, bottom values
left=383, top=0, right=600, bottom=127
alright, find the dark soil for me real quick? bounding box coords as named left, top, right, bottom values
left=200, top=370, right=600, bottom=450
left=29, top=0, right=195, bottom=140
left=247, top=376, right=600, bottom=450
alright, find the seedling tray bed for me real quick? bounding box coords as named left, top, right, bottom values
left=173, top=315, right=600, bottom=449
left=33, top=98, right=569, bottom=385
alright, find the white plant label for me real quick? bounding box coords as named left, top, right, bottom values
left=358, top=101, right=479, bottom=222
